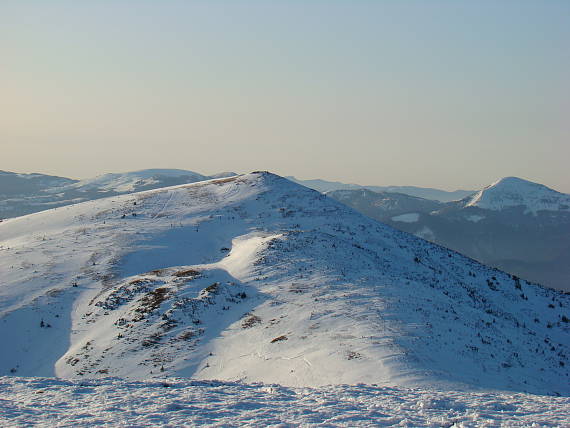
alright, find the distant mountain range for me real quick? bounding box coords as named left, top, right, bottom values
left=287, top=176, right=475, bottom=202
left=0, top=170, right=75, bottom=196
left=328, top=177, right=570, bottom=292
left=1, top=170, right=470, bottom=220
left=1, top=172, right=568, bottom=396
left=0, top=169, right=237, bottom=219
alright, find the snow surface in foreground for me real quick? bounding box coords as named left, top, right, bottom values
left=1, top=376, right=568, bottom=427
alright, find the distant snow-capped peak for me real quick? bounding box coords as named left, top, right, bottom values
left=464, top=177, right=570, bottom=214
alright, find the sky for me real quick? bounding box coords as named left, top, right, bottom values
left=1, top=1, right=569, bottom=192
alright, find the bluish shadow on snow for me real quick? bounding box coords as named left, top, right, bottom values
left=117, top=218, right=251, bottom=279
left=0, top=287, right=76, bottom=377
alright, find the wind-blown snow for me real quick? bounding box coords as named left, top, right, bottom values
left=1, top=377, right=568, bottom=427
left=465, top=177, right=570, bottom=214
left=1, top=173, right=569, bottom=398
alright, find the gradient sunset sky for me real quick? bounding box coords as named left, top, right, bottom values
left=1, top=1, right=569, bottom=191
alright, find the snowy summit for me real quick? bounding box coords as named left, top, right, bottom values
left=464, top=176, right=570, bottom=214
left=1, top=172, right=568, bottom=399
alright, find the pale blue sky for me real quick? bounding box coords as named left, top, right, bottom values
left=1, top=1, right=568, bottom=191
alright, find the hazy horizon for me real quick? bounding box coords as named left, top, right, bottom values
left=2, top=1, right=569, bottom=192
left=5, top=166, right=570, bottom=195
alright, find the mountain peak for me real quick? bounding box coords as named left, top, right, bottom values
left=465, top=177, right=570, bottom=214
left=1, top=171, right=569, bottom=395
left=492, top=176, right=536, bottom=186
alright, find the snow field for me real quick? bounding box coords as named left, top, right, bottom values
left=0, top=376, right=568, bottom=427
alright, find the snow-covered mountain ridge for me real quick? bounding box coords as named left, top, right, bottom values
left=0, top=172, right=568, bottom=396
left=464, top=176, right=570, bottom=214
left=0, top=170, right=76, bottom=197
left=60, top=169, right=210, bottom=193
left=0, top=168, right=236, bottom=219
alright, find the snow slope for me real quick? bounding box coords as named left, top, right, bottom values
left=61, top=169, right=210, bottom=193
left=464, top=176, right=570, bottom=214
left=329, top=189, right=443, bottom=218
left=0, top=168, right=227, bottom=220
left=330, top=179, right=570, bottom=292
left=0, top=172, right=569, bottom=396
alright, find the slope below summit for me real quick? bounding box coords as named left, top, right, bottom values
left=0, top=172, right=568, bottom=395
left=329, top=176, right=570, bottom=291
